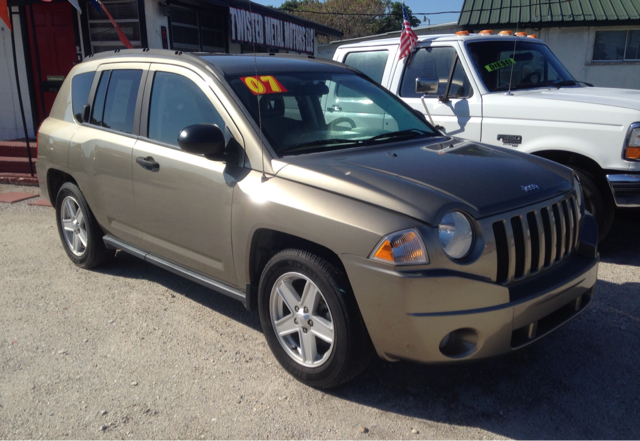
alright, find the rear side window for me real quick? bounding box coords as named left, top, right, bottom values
left=72, top=72, right=95, bottom=122
left=101, top=70, right=143, bottom=134
left=343, top=50, right=388, bottom=83
left=147, top=71, right=225, bottom=147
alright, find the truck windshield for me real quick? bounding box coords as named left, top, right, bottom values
left=466, top=41, right=575, bottom=92
left=226, top=71, right=438, bottom=156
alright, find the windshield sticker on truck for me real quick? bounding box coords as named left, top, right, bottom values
left=485, top=58, right=516, bottom=72
left=240, top=75, right=288, bottom=95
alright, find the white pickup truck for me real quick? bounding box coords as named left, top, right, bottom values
left=331, top=33, right=640, bottom=240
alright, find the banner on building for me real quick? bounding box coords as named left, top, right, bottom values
left=229, top=7, right=315, bottom=55
left=1, top=0, right=11, bottom=30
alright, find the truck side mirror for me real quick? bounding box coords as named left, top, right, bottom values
left=415, top=77, right=439, bottom=94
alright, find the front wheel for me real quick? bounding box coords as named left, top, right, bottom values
left=258, top=249, right=373, bottom=388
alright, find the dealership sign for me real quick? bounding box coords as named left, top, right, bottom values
left=229, top=7, right=315, bottom=54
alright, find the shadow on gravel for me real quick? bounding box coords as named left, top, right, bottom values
left=599, top=208, right=640, bottom=266
left=94, top=252, right=262, bottom=332
left=91, top=210, right=639, bottom=439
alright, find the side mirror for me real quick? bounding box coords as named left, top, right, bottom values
left=178, top=124, right=227, bottom=161
left=82, top=104, right=91, bottom=123
left=415, top=77, right=439, bottom=94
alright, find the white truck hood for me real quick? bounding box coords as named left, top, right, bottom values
left=483, top=86, right=640, bottom=128
left=525, top=87, right=640, bottom=112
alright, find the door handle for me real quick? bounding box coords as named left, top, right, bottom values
left=327, top=105, right=342, bottom=112
left=136, top=156, right=159, bottom=172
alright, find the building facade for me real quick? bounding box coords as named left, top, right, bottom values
left=0, top=0, right=341, bottom=140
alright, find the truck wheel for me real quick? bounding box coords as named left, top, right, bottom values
left=258, top=249, right=373, bottom=388
left=55, top=182, right=114, bottom=269
left=572, top=167, right=614, bottom=242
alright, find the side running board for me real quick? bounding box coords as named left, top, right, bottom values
left=102, top=235, right=246, bottom=303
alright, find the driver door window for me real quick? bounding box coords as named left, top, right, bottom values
left=147, top=71, right=225, bottom=147
left=400, top=47, right=473, bottom=99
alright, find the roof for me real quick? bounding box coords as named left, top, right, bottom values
left=458, top=0, right=640, bottom=28
left=330, top=33, right=545, bottom=50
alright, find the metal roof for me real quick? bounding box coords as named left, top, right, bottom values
left=458, top=0, right=640, bottom=27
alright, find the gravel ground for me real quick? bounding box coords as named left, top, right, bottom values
left=1, top=183, right=639, bottom=439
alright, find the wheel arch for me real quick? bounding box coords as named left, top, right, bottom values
left=531, top=150, right=612, bottom=193
left=47, top=169, right=78, bottom=206
left=245, top=229, right=350, bottom=311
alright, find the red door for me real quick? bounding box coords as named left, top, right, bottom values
left=26, top=2, right=79, bottom=121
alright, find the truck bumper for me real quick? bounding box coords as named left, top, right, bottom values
left=607, top=173, right=640, bottom=208
left=342, top=248, right=598, bottom=364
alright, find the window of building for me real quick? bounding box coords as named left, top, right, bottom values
left=72, top=72, right=96, bottom=122
left=147, top=72, right=225, bottom=147
left=170, top=6, right=226, bottom=53
left=593, top=30, right=640, bottom=61
left=87, top=0, right=142, bottom=53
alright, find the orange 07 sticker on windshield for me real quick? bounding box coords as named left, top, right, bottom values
left=240, top=75, right=288, bottom=95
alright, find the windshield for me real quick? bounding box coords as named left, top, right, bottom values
left=466, top=41, right=575, bottom=92
left=226, top=70, right=438, bottom=156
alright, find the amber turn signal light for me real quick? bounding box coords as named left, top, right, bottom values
left=626, top=147, right=640, bottom=160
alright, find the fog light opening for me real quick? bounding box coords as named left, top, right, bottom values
left=439, top=328, right=479, bottom=358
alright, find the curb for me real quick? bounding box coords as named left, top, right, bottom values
left=0, top=174, right=39, bottom=186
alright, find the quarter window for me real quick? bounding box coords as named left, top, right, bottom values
left=400, top=47, right=473, bottom=99
left=147, top=72, right=225, bottom=147
left=593, top=30, right=640, bottom=61
left=72, top=72, right=96, bottom=122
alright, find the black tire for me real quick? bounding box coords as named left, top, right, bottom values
left=55, top=182, right=114, bottom=269
left=258, top=249, right=373, bottom=388
left=572, top=167, right=614, bottom=242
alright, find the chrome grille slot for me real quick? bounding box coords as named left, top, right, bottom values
left=540, top=207, right=553, bottom=267
left=511, top=216, right=526, bottom=279
left=527, top=212, right=540, bottom=273
left=493, top=195, right=579, bottom=285
left=552, top=203, right=564, bottom=262
left=493, top=221, right=509, bottom=284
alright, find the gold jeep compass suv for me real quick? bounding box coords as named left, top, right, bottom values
left=36, top=49, right=599, bottom=388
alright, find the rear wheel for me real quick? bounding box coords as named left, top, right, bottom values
left=258, top=249, right=373, bottom=388
left=572, top=167, right=614, bottom=242
left=55, top=183, right=114, bottom=268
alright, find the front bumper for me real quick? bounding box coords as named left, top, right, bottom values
left=607, top=173, right=640, bottom=208
left=342, top=233, right=599, bottom=364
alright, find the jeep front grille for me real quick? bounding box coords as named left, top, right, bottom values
left=493, top=196, right=579, bottom=284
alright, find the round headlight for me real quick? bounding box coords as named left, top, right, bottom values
left=439, top=211, right=474, bottom=259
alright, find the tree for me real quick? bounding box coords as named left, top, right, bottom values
left=376, top=1, right=420, bottom=35
left=279, top=0, right=388, bottom=42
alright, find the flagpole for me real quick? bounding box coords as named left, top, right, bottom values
left=9, top=8, right=34, bottom=177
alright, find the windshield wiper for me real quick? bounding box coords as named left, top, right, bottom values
left=364, top=129, right=434, bottom=144
left=281, top=138, right=361, bottom=154
left=551, top=80, right=593, bottom=88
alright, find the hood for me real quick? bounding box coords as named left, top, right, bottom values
left=275, top=138, right=573, bottom=225
left=483, top=87, right=640, bottom=127
left=525, top=87, right=640, bottom=112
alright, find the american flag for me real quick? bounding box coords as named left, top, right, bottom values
left=398, top=1, right=418, bottom=60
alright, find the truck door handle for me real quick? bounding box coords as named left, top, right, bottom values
left=136, top=156, right=159, bottom=172
left=327, top=105, right=342, bottom=112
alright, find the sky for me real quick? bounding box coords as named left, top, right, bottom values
left=250, top=0, right=466, bottom=27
